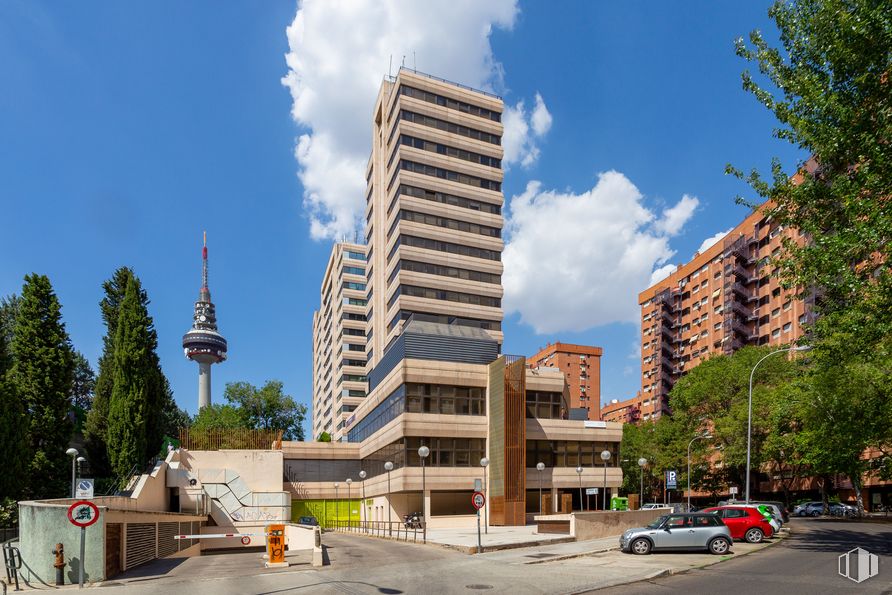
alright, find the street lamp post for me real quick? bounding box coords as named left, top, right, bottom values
left=345, top=478, right=352, bottom=527
left=536, top=462, right=545, bottom=514
left=384, top=461, right=394, bottom=536
left=66, top=448, right=78, bottom=498
left=687, top=433, right=712, bottom=511
left=76, top=456, right=86, bottom=481
left=600, top=450, right=611, bottom=510
left=638, top=458, right=647, bottom=509
left=418, top=445, right=430, bottom=544
left=575, top=466, right=583, bottom=511
left=480, top=457, right=489, bottom=534
left=358, top=470, right=367, bottom=527
left=746, top=344, right=811, bottom=503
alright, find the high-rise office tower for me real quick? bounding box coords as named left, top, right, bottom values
left=182, top=233, right=228, bottom=409
left=311, top=242, right=368, bottom=441
left=364, top=69, right=505, bottom=367
left=299, top=70, right=622, bottom=526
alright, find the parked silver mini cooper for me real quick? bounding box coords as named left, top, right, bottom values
left=620, top=513, right=732, bottom=555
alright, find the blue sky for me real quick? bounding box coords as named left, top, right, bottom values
left=0, top=2, right=803, bottom=435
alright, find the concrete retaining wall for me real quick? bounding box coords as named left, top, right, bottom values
left=18, top=501, right=105, bottom=586
left=572, top=509, right=665, bottom=540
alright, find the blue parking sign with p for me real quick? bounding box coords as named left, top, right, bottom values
left=665, top=470, right=677, bottom=490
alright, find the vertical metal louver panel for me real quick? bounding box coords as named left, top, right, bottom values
left=157, top=522, right=178, bottom=558
left=178, top=522, right=190, bottom=551
left=124, top=523, right=156, bottom=570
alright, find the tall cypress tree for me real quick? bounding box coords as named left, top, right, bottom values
left=106, top=276, right=150, bottom=478
left=84, top=268, right=131, bottom=476
left=10, top=274, right=74, bottom=499
left=0, top=323, right=28, bottom=500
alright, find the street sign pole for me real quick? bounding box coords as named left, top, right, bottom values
left=471, top=491, right=485, bottom=554
left=79, top=526, right=85, bottom=589
left=477, top=508, right=482, bottom=554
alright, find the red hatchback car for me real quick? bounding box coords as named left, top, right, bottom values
left=702, top=506, right=774, bottom=543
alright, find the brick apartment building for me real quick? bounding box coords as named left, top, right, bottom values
left=529, top=342, right=602, bottom=421
left=601, top=393, right=646, bottom=424
left=601, top=206, right=814, bottom=423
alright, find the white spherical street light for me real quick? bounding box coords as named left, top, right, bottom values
left=418, top=445, right=430, bottom=543
left=600, top=450, right=611, bottom=510
left=638, top=457, right=648, bottom=509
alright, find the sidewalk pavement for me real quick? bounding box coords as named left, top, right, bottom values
left=479, top=535, right=619, bottom=564
left=424, top=524, right=573, bottom=553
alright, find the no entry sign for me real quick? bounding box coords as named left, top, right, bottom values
left=472, top=491, right=486, bottom=510
left=67, top=500, right=99, bottom=528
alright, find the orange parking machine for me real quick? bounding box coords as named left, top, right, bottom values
left=266, top=524, right=287, bottom=567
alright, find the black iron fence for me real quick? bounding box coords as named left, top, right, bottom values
left=329, top=520, right=425, bottom=543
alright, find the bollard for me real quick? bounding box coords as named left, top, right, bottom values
left=52, top=543, right=65, bottom=586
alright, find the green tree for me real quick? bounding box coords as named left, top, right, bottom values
left=106, top=275, right=157, bottom=478
left=10, top=274, right=74, bottom=499
left=0, top=294, right=19, bottom=371
left=730, top=0, right=892, bottom=500
left=87, top=268, right=176, bottom=476
left=730, top=0, right=892, bottom=324
left=191, top=404, right=248, bottom=430
left=666, top=346, right=804, bottom=499
left=316, top=431, right=332, bottom=443
left=84, top=268, right=131, bottom=477
left=71, top=352, right=96, bottom=411
left=0, top=322, right=27, bottom=500
left=224, top=380, right=307, bottom=440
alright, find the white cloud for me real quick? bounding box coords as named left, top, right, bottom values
left=503, top=171, right=698, bottom=334
left=502, top=93, right=552, bottom=168
left=282, top=0, right=519, bottom=240
left=653, top=194, right=699, bottom=236
left=649, top=263, right=677, bottom=286
left=696, top=228, right=733, bottom=255
left=530, top=93, right=552, bottom=136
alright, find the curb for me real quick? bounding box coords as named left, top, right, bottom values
left=444, top=535, right=577, bottom=555
left=524, top=545, right=619, bottom=564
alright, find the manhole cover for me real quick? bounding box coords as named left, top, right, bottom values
left=525, top=553, right=558, bottom=559
left=466, top=585, right=494, bottom=590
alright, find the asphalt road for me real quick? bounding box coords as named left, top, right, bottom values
left=593, top=518, right=892, bottom=595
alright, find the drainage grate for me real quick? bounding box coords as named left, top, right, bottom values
left=525, top=553, right=558, bottom=559
left=466, top=586, right=494, bottom=590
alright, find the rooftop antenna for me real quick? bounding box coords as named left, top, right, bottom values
left=413, top=51, right=417, bottom=72
left=401, top=55, right=405, bottom=69
left=388, top=54, right=392, bottom=77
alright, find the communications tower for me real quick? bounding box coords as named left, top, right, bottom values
left=182, top=232, right=227, bottom=409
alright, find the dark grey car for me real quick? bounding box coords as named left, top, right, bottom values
left=620, top=513, right=732, bottom=555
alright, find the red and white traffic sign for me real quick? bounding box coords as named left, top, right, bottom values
left=240, top=535, right=251, bottom=545
left=67, top=500, right=99, bottom=528
left=472, top=491, right=486, bottom=510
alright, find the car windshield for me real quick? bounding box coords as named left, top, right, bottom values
left=646, top=515, right=668, bottom=529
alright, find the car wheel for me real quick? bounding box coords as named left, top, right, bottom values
left=809, top=510, right=820, bottom=517
left=744, top=528, right=764, bottom=543
left=709, top=537, right=731, bottom=555
left=631, top=538, right=652, bottom=555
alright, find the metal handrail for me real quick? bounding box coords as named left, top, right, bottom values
left=329, top=519, right=425, bottom=543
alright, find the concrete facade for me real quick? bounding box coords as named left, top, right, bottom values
left=364, top=68, right=505, bottom=368
left=312, top=242, right=368, bottom=441
left=529, top=342, right=603, bottom=420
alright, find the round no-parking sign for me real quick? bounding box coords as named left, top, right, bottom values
left=67, top=500, right=99, bottom=528
left=472, top=491, right=486, bottom=510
